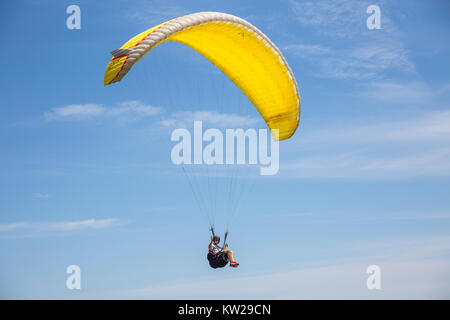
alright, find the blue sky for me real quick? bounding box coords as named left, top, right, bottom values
left=1, top=0, right=450, bottom=299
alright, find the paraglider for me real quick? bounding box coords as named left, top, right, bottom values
left=104, top=12, right=301, bottom=269
left=208, top=234, right=239, bottom=268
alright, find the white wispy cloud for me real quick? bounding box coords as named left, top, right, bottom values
left=158, top=110, right=259, bottom=128
left=281, top=110, right=450, bottom=178
left=46, top=218, right=120, bottom=231
left=290, top=0, right=378, bottom=37
left=125, top=1, right=189, bottom=25
left=103, top=235, right=450, bottom=299
left=34, top=193, right=50, bottom=199
left=288, top=0, right=415, bottom=79
left=285, top=42, right=415, bottom=79
left=360, top=81, right=434, bottom=105
left=259, top=211, right=450, bottom=223
left=282, top=148, right=450, bottom=179
left=45, top=101, right=163, bottom=121
left=121, top=260, right=450, bottom=299
left=0, top=218, right=120, bottom=236
left=0, top=222, right=29, bottom=232
left=283, top=44, right=331, bottom=57
left=300, top=110, right=450, bottom=147
left=351, top=44, right=415, bottom=73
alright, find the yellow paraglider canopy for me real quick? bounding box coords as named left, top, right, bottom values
left=104, top=12, right=300, bottom=140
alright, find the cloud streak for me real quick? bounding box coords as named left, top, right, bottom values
left=287, top=0, right=415, bottom=79
left=125, top=1, right=190, bottom=26
left=281, top=110, right=450, bottom=178
left=104, top=235, right=450, bottom=299
left=45, top=101, right=163, bottom=122
left=158, top=110, right=259, bottom=129
left=0, top=218, right=120, bottom=237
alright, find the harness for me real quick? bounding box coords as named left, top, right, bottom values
left=209, top=243, right=222, bottom=258
left=208, top=245, right=228, bottom=266
left=209, top=249, right=218, bottom=258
